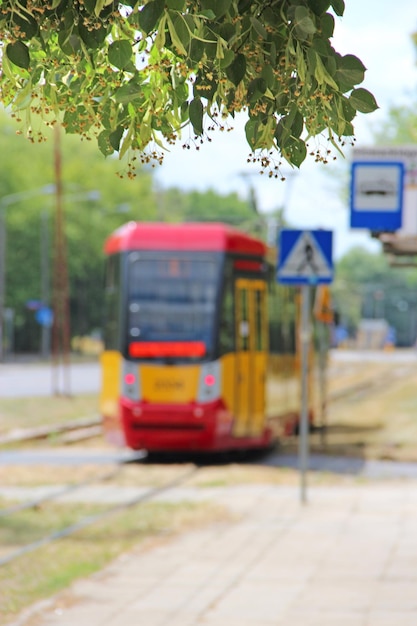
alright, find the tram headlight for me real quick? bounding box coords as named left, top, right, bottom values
left=121, top=360, right=141, bottom=401
left=197, top=361, right=221, bottom=402
left=124, top=373, right=136, bottom=386
left=204, top=374, right=216, bottom=387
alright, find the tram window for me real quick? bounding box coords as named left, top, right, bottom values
left=219, top=286, right=234, bottom=354
left=126, top=253, right=221, bottom=358
left=103, top=255, right=120, bottom=350
left=239, top=290, right=249, bottom=351
left=255, top=290, right=264, bottom=351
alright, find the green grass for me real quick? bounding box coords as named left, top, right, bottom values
left=0, top=394, right=98, bottom=435
left=0, top=499, right=227, bottom=625
left=0, top=502, right=107, bottom=547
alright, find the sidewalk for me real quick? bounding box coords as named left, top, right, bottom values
left=10, top=479, right=417, bottom=626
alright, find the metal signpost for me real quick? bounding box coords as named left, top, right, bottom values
left=277, top=229, right=333, bottom=504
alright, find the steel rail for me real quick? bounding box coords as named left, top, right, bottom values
left=0, top=465, right=197, bottom=568
left=0, top=467, right=122, bottom=518
left=0, top=416, right=101, bottom=447
left=327, top=365, right=415, bottom=404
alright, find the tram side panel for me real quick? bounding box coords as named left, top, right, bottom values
left=265, top=283, right=307, bottom=438
left=267, top=281, right=316, bottom=439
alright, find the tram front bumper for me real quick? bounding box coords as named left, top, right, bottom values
left=120, top=398, right=232, bottom=452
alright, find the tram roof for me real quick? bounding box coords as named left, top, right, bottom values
left=104, top=222, right=267, bottom=257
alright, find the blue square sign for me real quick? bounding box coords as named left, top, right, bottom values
left=350, top=161, right=405, bottom=231
left=277, top=229, right=333, bottom=285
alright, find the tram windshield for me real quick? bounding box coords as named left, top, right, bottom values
left=126, top=252, right=222, bottom=360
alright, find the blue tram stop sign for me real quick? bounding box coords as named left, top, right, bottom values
left=35, top=307, right=54, bottom=327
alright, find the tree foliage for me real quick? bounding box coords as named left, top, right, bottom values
left=0, top=0, right=377, bottom=175
left=334, top=247, right=417, bottom=345
left=373, top=101, right=417, bottom=146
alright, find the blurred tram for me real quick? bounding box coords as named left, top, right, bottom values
left=100, top=222, right=313, bottom=452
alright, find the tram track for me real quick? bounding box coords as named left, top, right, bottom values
left=0, top=416, right=102, bottom=448
left=0, top=463, right=198, bottom=568
left=0, top=467, right=122, bottom=518
left=327, top=361, right=416, bottom=404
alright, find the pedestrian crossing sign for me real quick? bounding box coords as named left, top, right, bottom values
left=277, top=229, right=333, bottom=285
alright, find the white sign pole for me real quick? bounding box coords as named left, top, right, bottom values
left=299, top=284, right=311, bottom=504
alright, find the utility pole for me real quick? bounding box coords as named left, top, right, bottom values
left=51, top=125, right=71, bottom=395
left=40, top=211, right=50, bottom=358
left=0, top=208, right=5, bottom=362
left=238, top=172, right=265, bottom=238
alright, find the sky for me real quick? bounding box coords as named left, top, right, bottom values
left=154, top=1, right=417, bottom=259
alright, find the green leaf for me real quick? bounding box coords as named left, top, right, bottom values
left=320, top=13, right=335, bottom=38
left=349, top=88, right=379, bottom=113
left=98, top=130, right=115, bottom=156
left=6, top=41, right=30, bottom=70
left=12, top=79, right=32, bottom=110
left=219, top=22, right=236, bottom=42
left=63, top=107, right=81, bottom=133
left=95, top=0, right=106, bottom=17
left=173, top=14, right=191, bottom=50
left=343, top=121, right=354, bottom=136
left=335, top=54, right=366, bottom=89
left=166, top=0, right=186, bottom=9
left=193, top=72, right=216, bottom=100
left=284, top=137, right=307, bottom=167
left=245, top=118, right=261, bottom=149
left=200, top=0, right=232, bottom=18
left=238, top=0, right=251, bottom=12
left=190, top=38, right=205, bottom=62
left=269, top=41, right=277, bottom=66
left=108, top=40, right=133, bottom=70
left=109, top=125, right=125, bottom=151
left=316, top=56, right=339, bottom=89
left=251, top=17, right=268, bottom=40
left=307, top=0, right=331, bottom=16
left=294, top=6, right=316, bottom=40
left=291, top=110, right=304, bottom=138
left=217, top=0, right=233, bottom=16
left=225, top=53, right=246, bottom=86
left=199, top=9, right=216, bottom=19
left=11, top=11, right=38, bottom=38
left=261, top=64, right=274, bottom=89
left=189, top=97, right=204, bottom=135
left=330, top=0, right=345, bottom=16
left=247, top=77, right=267, bottom=103
left=138, top=0, right=165, bottom=34
left=58, top=30, right=82, bottom=55
left=79, top=21, right=107, bottom=49
left=274, top=117, right=289, bottom=148
left=219, top=48, right=235, bottom=69
left=114, top=82, right=144, bottom=104
left=307, top=48, right=318, bottom=76
left=341, top=97, right=356, bottom=122
left=296, top=43, right=306, bottom=82
left=167, top=13, right=188, bottom=54
left=154, top=13, right=167, bottom=49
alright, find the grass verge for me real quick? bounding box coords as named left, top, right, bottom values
left=0, top=394, right=98, bottom=435
left=0, top=498, right=227, bottom=626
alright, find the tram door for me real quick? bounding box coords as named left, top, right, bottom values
left=233, top=279, right=267, bottom=437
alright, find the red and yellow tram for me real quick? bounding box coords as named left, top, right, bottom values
left=100, top=222, right=311, bottom=452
